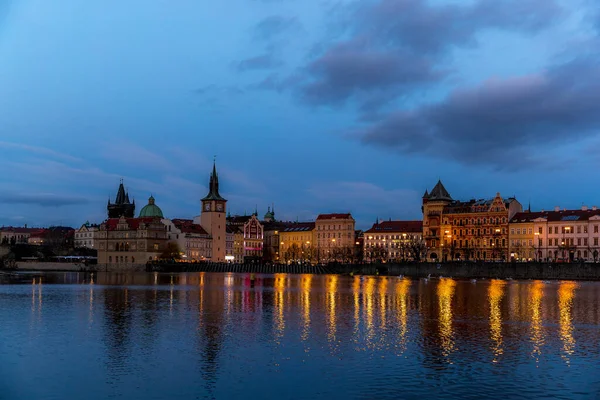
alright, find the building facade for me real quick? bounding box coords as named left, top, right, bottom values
left=363, top=220, right=423, bottom=262
left=97, top=216, right=168, bottom=266
left=163, top=218, right=211, bottom=261
left=279, top=223, right=315, bottom=264
left=422, top=181, right=522, bottom=262
left=74, top=222, right=100, bottom=248
left=510, top=206, right=600, bottom=262
left=314, top=213, right=356, bottom=263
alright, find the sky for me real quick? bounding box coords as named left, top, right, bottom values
left=1, top=0, right=600, bottom=230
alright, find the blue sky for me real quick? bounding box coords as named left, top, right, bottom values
left=1, top=0, right=600, bottom=230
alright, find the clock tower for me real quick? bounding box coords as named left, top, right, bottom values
left=196, top=161, right=227, bottom=262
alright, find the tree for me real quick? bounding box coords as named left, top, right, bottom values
left=160, top=242, right=182, bottom=260
left=407, top=236, right=427, bottom=262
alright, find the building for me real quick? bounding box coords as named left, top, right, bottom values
left=27, top=230, right=47, bottom=246
left=314, top=213, right=356, bottom=263
left=279, top=222, right=315, bottom=264
left=422, top=180, right=522, bottom=261
left=363, top=220, right=423, bottom=262
left=163, top=219, right=211, bottom=261
left=227, top=225, right=244, bottom=263
left=193, top=162, right=227, bottom=262
left=97, top=216, right=168, bottom=266
left=510, top=206, right=600, bottom=262
left=0, top=226, right=39, bottom=245
left=227, top=213, right=265, bottom=263
left=107, top=179, right=135, bottom=218
left=74, top=222, right=100, bottom=248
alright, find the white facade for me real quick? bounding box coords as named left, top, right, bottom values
left=162, top=219, right=212, bottom=261
left=74, top=223, right=99, bottom=248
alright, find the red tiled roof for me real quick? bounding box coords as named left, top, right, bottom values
left=316, top=213, right=353, bottom=220
left=103, top=217, right=159, bottom=230
left=365, top=220, right=423, bottom=234
left=172, top=219, right=208, bottom=235
left=511, top=209, right=600, bottom=223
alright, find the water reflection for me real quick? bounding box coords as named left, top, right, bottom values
left=488, top=279, right=506, bottom=362
left=529, top=281, right=545, bottom=363
left=558, top=281, right=577, bottom=365
left=396, top=278, right=411, bottom=354
left=437, top=278, right=456, bottom=360
left=4, top=271, right=600, bottom=399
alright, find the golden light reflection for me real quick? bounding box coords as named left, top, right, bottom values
left=274, top=274, right=286, bottom=341
left=488, top=279, right=506, bottom=362
left=437, top=278, right=456, bottom=359
left=396, top=278, right=411, bottom=353
left=558, top=281, right=577, bottom=365
left=169, top=275, right=174, bottom=315
left=198, top=272, right=205, bottom=287
left=353, top=276, right=361, bottom=335
left=529, top=281, right=545, bottom=363
left=326, top=275, right=338, bottom=343
left=300, top=274, right=312, bottom=341
left=89, top=273, right=95, bottom=325
left=365, top=277, right=375, bottom=334
left=379, top=278, right=388, bottom=330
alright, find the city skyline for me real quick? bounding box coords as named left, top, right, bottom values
left=2, top=0, right=600, bottom=228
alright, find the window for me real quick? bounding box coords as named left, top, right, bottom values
left=528, top=228, right=533, bottom=235
left=538, top=227, right=543, bottom=234
left=595, top=226, right=599, bottom=234
left=578, top=238, right=582, bottom=246
left=584, top=238, right=588, bottom=246
left=511, top=229, right=515, bottom=235
left=595, top=238, right=599, bottom=246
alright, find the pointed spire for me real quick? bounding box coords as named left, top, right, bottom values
left=115, top=180, right=127, bottom=204
left=202, top=159, right=226, bottom=201
left=423, top=189, right=429, bottom=198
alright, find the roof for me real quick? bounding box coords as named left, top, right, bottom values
left=171, top=219, right=208, bottom=235
left=281, top=222, right=315, bottom=232
left=102, top=217, right=161, bottom=231
left=202, top=162, right=226, bottom=201
left=316, top=213, right=353, bottom=220
left=365, top=220, right=423, bottom=234
left=227, top=215, right=252, bottom=224
left=0, top=227, right=40, bottom=234
left=139, top=196, right=164, bottom=218
left=510, top=209, right=600, bottom=223
left=427, top=180, right=452, bottom=201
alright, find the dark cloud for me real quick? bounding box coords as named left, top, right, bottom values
left=291, top=0, right=562, bottom=109
left=237, top=53, right=282, bottom=71
left=299, top=39, right=445, bottom=107
left=355, top=58, right=600, bottom=170
left=0, top=193, right=90, bottom=207
left=254, top=15, right=301, bottom=41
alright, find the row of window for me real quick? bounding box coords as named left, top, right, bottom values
left=512, top=225, right=600, bottom=235
left=453, top=228, right=506, bottom=236
left=366, top=234, right=420, bottom=240
left=317, top=224, right=353, bottom=231
left=450, top=217, right=507, bottom=226
left=317, top=232, right=352, bottom=239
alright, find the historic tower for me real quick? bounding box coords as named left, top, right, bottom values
left=107, top=179, right=135, bottom=218
left=196, top=162, right=227, bottom=262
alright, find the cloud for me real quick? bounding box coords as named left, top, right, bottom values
left=237, top=52, right=282, bottom=71
left=0, top=193, right=90, bottom=207
left=0, top=141, right=82, bottom=163
left=355, top=57, right=600, bottom=169
left=253, top=15, right=301, bottom=41
left=287, top=0, right=563, bottom=110
left=299, top=39, right=445, bottom=108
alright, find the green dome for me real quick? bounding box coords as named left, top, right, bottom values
left=138, top=195, right=164, bottom=218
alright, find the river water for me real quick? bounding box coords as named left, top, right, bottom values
left=1, top=272, right=599, bottom=399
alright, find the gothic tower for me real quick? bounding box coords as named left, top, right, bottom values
left=197, top=162, right=227, bottom=262
left=107, top=179, right=135, bottom=218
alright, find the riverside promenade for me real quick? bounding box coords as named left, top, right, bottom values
left=147, top=261, right=600, bottom=281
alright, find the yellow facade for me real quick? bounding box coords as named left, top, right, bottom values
left=279, top=223, right=315, bottom=264
left=508, top=220, right=535, bottom=261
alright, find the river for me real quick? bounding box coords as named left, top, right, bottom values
left=1, top=272, right=599, bottom=399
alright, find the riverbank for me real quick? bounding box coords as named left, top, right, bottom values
left=5, top=261, right=600, bottom=281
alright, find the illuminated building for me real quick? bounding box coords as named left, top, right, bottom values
left=279, top=222, right=315, bottom=264
left=227, top=213, right=264, bottom=263
left=162, top=218, right=211, bottom=261
left=315, top=213, right=356, bottom=263
left=422, top=180, right=522, bottom=262
left=97, top=215, right=168, bottom=267
left=363, top=220, right=423, bottom=262
left=510, top=206, right=600, bottom=262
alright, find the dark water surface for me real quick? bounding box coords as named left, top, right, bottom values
left=1, top=272, right=599, bottom=399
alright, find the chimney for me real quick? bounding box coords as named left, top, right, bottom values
left=554, top=206, right=560, bottom=212
left=582, top=205, right=588, bottom=211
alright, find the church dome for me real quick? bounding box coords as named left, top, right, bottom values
left=138, top=195, right=164, bottom=218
